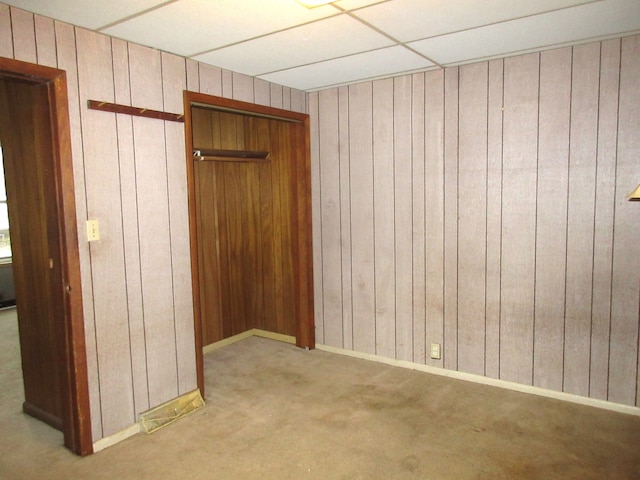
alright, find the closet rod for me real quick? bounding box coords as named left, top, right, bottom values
left=193, top=149, right=270, bottom=162
left=87, top=100, right=185, bottom=123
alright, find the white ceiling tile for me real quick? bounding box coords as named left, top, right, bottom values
left=258, top=45, right=435, bottom=91
left=192, top=14, right=393, bottom=76
left=332, top=0, right=390, bottom=11
left=409, top=0, right=640, bottom=65
left=0, top=0, right=169, bottom=29
left=102, top=0, right=340, bottom=56
left=353, top=0, right=599, bottom=42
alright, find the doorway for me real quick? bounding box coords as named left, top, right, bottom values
left=0, top=57, right=92, bottom=456
left=184, top=92, right=314, bottom=396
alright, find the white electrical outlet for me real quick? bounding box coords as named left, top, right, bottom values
left=430, top=343, right=441, bottom=360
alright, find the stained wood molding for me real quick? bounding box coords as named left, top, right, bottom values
left=87, top=100, right=184, bottom=123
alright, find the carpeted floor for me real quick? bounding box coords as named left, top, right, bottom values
left=1, top=307, right=640, bottom=479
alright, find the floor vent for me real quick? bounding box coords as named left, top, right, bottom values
left=140, top=389, right=205, bottom=434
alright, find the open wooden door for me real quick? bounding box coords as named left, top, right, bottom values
left=0, top=57, right=92, bottom=456
left=184, top=92, right=314, bottom=396
left=0, top=77, right=65, bottom=428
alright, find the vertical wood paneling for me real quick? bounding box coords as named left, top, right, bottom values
left=54, top=20, right=102, bottom=441
left=254, top=78, right=270, bottom=106
left=499, top=53, right=539, bottom=385
left=311, top=36, right=639, bottom=408
left=111, top=38, right=149, bottom=418
left=282, top=87, right=291, bottom=110
left=34, top=15, right=56, bottom=67
left=232, top=72, right=254, bottom=103
left=186, top=59, right=199, bottom=92
left=411, top=73, right=426, bottom=365
left=443, top=67, right=459, bottom=370
left=128, top=43, right=178, bottom=407
left=318, top=89, right=343, bottom=346
left=338, top=86, right=353, bottom=350
left=271, top=84, right=284, bottom=109
left=10, top=7, right=36, bottom=63
left=309, top=92, right=324, bottom=344
left=424, top=69, right=445, bottom=369
left=533, top=47, right=571, bottom=391
left=256, top=118, right=277, bottom=334
left=609, top=35, right=640, bottom=406
left=589, top=39, right=620, bottom=401
left=349, top=82, right=376, bottom=354
left=0, top=4, right=13, bottom=58
left=2, top=5, right=318, bottom=444
left=221, top=69, right=233, bottom=98
left=394, top=76, right=413, bottom=362
left=291, top=88, right=306, bottom=114
left=485, top=59, right=503, bottom=379
left=457, top=62, right=488, bottom=376
left=564, top=43, right=601, bottom=397
left=162, top=52, right=197, bottom=396
left=199, top=64, right=222, bottom=96
left=372, top=78, right=395, bottom=358
left=76, top=28, right=134, bottom=437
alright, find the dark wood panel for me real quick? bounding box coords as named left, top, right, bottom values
left=0, top=79, right=62, bottom=428
left=272, top=118, right=297, bottom=336
left=193, top=106, right=301, bottom=345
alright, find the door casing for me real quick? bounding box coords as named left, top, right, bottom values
left=183, top=91, right=315, bottom=396
left=0, top=57, right=92, bottom=456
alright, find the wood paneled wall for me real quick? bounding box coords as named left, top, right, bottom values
left=192, top=109, right=299, bottom=344
left=0, top=3, right=306, bottom=442
left=310, top=35, right=640, bottom=408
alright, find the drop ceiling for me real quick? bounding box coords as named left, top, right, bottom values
left=4, top=0, right=640, bottom=91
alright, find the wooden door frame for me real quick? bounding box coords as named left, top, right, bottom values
left=0, top=57, right=92, bottom=456
left=183, top=91, right=315, bottom=396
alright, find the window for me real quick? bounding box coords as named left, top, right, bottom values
left=0, top=146, right=11, bottom=261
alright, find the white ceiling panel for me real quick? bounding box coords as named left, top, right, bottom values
left=1, top=0, right=169, bottom=29
left=352, top=0, right=598, bottom=42
left=193, top=14, right=394, bottom=76
left=332, top=0, right=390, bottom=10
left=102, top=0, right=340, bottom=56
left=409, top=0, right=640, bottom=65
left=4, top=0, right=639, bottom=91
left=258, top=45, right=435, bottom=91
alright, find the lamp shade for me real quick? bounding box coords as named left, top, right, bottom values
left=629, top=183, right=640, bottom=201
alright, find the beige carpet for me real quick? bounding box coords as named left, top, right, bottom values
left=1, top=308, right=639, bottom=479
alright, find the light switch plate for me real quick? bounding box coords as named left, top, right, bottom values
left=86, top=220, right=100, bottom=242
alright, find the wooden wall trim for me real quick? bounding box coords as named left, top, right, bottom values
left=87, top=99, right=185, bottom=123
left=0, top=56, right=92, bottom=456
left=183, top=90, right=314, bottom=396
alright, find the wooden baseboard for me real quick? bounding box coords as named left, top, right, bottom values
left=203, top=329, right=296, bottom=354
left=23, top=401, right=63, bottom=430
